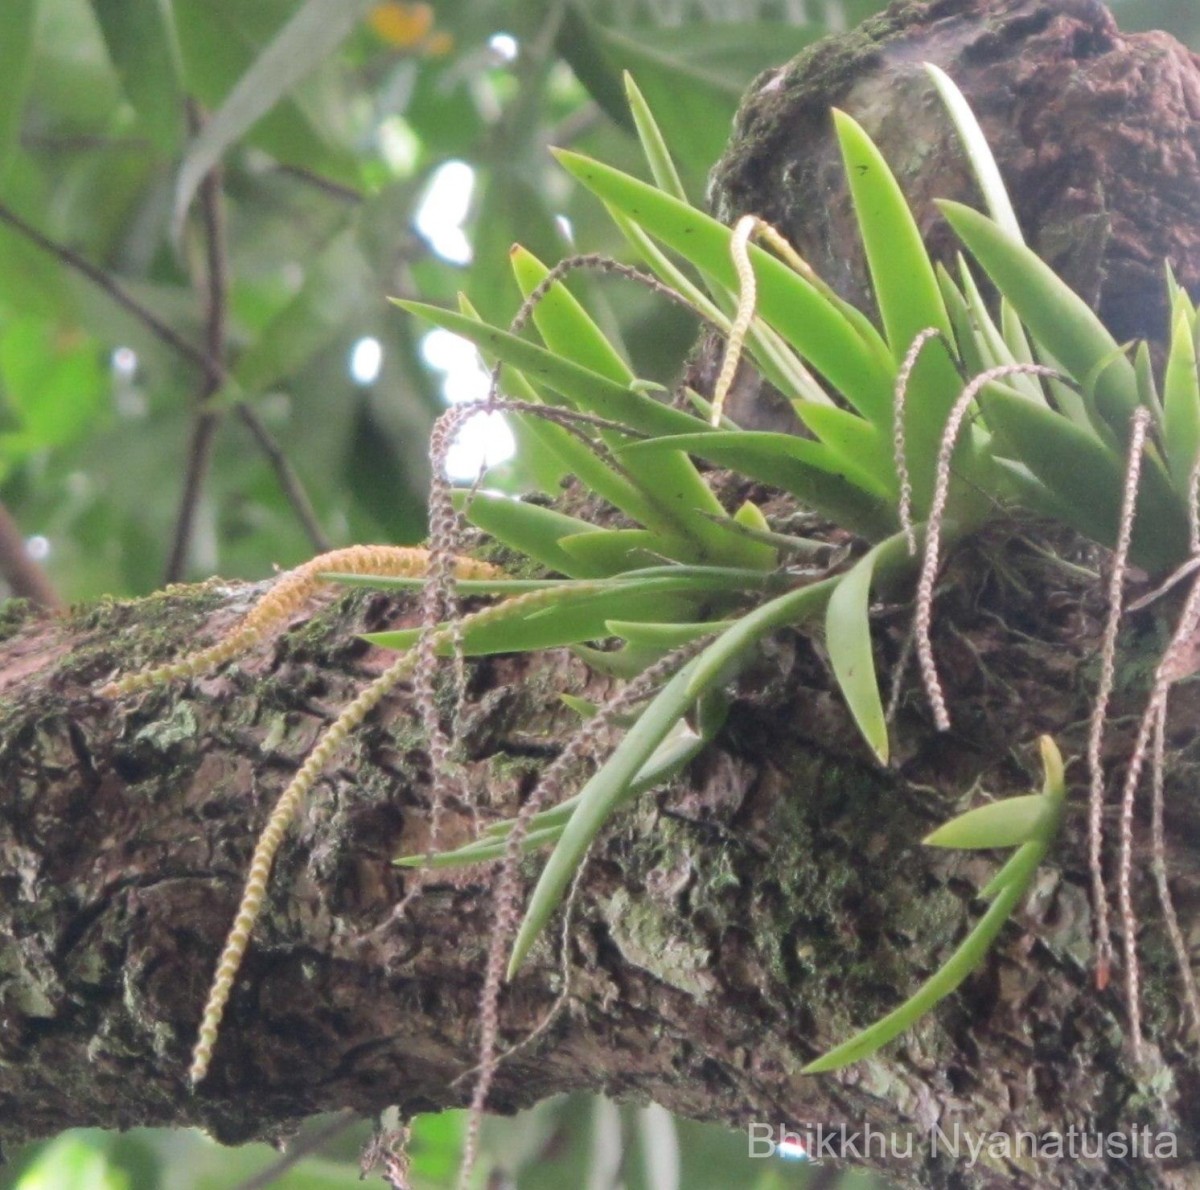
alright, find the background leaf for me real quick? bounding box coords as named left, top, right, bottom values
left=91, top=0, right=183, bottom=152
left=0, top=0, right=36, bottom=176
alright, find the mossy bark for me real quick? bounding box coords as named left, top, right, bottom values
left=0, top=525, right=1197, bottom=1187
left=710, top=0, right=1200, bottom=347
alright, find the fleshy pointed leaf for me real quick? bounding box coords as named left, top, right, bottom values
left=793, top=402, right=897, bottom=497
left=805, top=737, right=1065, bottom=1072
left=924, top=794, right=1051, bottom=849
left=365, top=580, right=699, bottom=657
left=507, top=248, right=768, bottom=569
left=941, top=200, right=1139, bottom=438
left=624, top=72, right=687, bottom=202
left=802, top=840, right=1044, bottom=1073
left=510, top=244, right=632, bottom=384
left=511, top=577, right=839, bottom=977
left=925, top=63, right=1021, bottom=242
left=981, top=386, right=1190, bottom=571
left=826, top=535, right=910, bottom=764
left=618, top=432, right=897, bottom=540
left=554, top=149, right=896, bottom=424
left=452, top=490, right=616, bottom=578
left=834, top=109, right=961, bottom=512
left=559, top=528, right=702, bottom=570
left=1162, top=302, right=1200, bottom=495
left=833, top=109, right=953, bottom=357
left=606, top=619, right=732, bottom=647
left=454, top=294, right=666, bottom=529
left=396, top=299, right=704, bottom=439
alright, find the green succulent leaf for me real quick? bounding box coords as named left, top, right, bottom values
left=940, top=200, right=1140, bottom=439
left=408, top=696, right=727, bottom=870
left=1162, top=301, right=1200, bottom=496
left=792, top=401, right=898, bottom=497
left=510, top=244, right=633, bottom=386
left=1135, top=340, right=1162, bottom=423
left=507, top=245, right=770, bottom=567
left=803, top=839, right=1044, bottom=1073
left=402, top=298, right=767, bottom=566
left=395, top=298, right=704, bottom=440
left=923, top=793, right=1052, bottom=849
left=606, top=205, right=828, bottom=407
left=606, top=619, right=733, bottom=647
left=454, top=292, right=665, bottom=523
left=510, top=577, right=839, bottom=978
left=834, top=109, right=964, bottom=512
left=451, top=490, right=617, bottom=579
left=558, top=528, right=702, bottom=570
left=484, top=795, right=582, bottom=837
left=938, top=265, right=989, bottom=378
left=618, top=431, right=897, bottom=540
left=395, top=824, right=565, bottom=869
left=981, top=386, right=1190, bottom=572
left=623, top=72, right=688, bottom=202
left=508, top=656, right=703, bottom=973
left=553, top=149, right=896, bottom=424
left=833, top=109, right=953, bottom=358
left=925, top=63, right=1022, bottom=242
left=365, top=580, right=693, bottom=656
left=826, top=534, right=913, bottom=765
left=955, top=258, right=1043, bottom=402
left=804, top=737, right=1065, bottom=1072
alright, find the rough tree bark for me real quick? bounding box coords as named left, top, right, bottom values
left=3, top=2, right=1200, bottom=1187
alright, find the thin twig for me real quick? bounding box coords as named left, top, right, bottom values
left=0, top=198, right=218, bottom=384
left=0, top=503, right=62, bottom=610
left=21, top=132, right=153, bottom=153
left=274, top=163, right=363, bottom=203
left=233, top=405, right=331, bottom=553
left=164, top=102, right=229, bottom=583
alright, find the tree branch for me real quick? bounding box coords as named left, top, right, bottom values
left=234, top=406, right=331, bottom=554
left=164, top=103, right=230, bottom=584
left=0, top=558, right=1194, bottom=1186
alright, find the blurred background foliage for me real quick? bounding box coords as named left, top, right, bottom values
left=0, top=0, right=1193, bottom=1186
left=2, top=1097, right=886, bottom=1190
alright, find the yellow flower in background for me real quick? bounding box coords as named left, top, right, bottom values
left=368, top=3, right=453, bottom=56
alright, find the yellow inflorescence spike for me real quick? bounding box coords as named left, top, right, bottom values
left=188, top=648, right=421, bottom=1086
left=99, top=546, right=499, bottom=699
left=184, top=580, right=576, bottom=1086
left=95, top=543, right=503, bottom=1086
